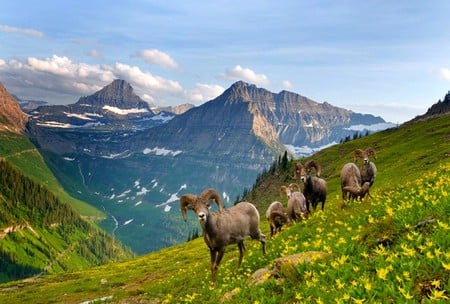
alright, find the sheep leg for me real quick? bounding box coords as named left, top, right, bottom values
left=237, top=241, right=245, bottom=268
left=210, top=248, right=225, bottom=283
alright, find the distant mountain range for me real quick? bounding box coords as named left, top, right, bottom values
left=7, top=80, right=396, bottom=253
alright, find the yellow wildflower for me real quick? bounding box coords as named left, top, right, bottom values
left=386, top=206, right=394, bottom=217
left=431, top=279, right=441, bottom=288
left=403, top=271, right=411, bottom=280
left=351, top=297, right=366, bottom=304
left=335, top=278, right=345, bottom=290
left=434, top=247, right=442, bottom=257
left=376, top=267, right=389, bottom=281
left=428, top=289, right=449, bottom=301
left=442, top=261, right=450, bottom=271
left=438, top=220, right=449, bottom=230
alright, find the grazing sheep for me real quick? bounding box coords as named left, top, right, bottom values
left=353, top=148, right=377, bottom=197
left=266, top=201, right=288, bottom=236
left=280, top=184, right=308, bottom=222
left=343, top=182, right=371, bottom=201
left=340, top=162, right=362, bottom=201
left=180, top=188, right=266, bottom=283
left=294, top=160, right=327, bottom=211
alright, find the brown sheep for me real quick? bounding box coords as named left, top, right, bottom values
left=180, top=188, right=266, bottom=283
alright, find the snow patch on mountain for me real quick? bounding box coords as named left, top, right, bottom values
left=103, top=105, right=149, bottom=115
left=143, top=147, right=182, bottom=156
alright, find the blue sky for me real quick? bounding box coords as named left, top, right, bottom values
left=1, top=1, right=449, bottom=123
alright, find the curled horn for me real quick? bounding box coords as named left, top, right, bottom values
left=180, top=194, right=197, bottom=221
left=305, top=160, right=321, bottom=177
left=353, top=149, right=364, bottom=163
left=365, top=147, right=377, bottom=160
left=280, top=185, right=289, bottom=197
left=199, top=188, right=224, bottom=212
left=288, top=183, right=301, bottom=192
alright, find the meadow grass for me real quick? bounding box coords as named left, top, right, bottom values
left=0, top=115, right=449, bottom=303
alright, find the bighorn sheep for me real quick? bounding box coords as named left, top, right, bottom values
left=343, top=182, right=371, bottom=201
left=180, top=188, right=266, bottom=283
left=294, top=160, right=327, bottom=211
left=353, top=148, right=377, bottom=187
left=340, top=162, right=362, bottom=201
left=280, top=183, right=308, bottom=221
left=265, top=201, right=288, bottom=236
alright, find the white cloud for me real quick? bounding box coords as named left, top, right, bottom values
left=438, top=68, right=450, bottom=81
left=0, top=25, right=44, bottom=38
left=221, top=65, right=269, bottom=86
left=0, top=54, right=186, bottom=105
left=114, top=62, right=183, bottom=93
left=137, top=49, right=180, bottom=70
left=186, top=83, right=224, bottom=103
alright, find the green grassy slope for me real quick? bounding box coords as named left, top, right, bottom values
left=0, top=159, right=135, bottom=283
left=0, top=132, right=103, bottom=219
left=0, top=114, right=449, bottom=303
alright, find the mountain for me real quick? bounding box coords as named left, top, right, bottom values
left=2, top=109, right=449, bottom=303
left=0, top=85, right=135, bottom=282
left=25, top=80, right=390, bottom=254
left=0, top=82, right=28, bottom=133
left=155, top=103, right=195, bottom=115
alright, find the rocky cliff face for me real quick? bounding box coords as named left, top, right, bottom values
left=0, top=83, right=28, bottom=133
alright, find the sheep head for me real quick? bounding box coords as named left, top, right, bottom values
left=180, top=188, right=223, bottom=222
left=295, top=160, right=322, bottom=182
left=279, top=185, right=291, bottom=198
left=353, top=148, right=377, bottom=164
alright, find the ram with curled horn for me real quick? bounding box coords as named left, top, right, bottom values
left=353, top=147, right=377, bottom=189
left=180, top=188, right=266, bottom=284
left=294, top=160, right=327, bottom=212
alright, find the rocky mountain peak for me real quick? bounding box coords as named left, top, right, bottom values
left=0, top=83, right=28, bottom=133
left=76, top=79, right=150, bottom=110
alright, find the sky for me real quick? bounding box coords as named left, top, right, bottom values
left=1, top=1, right=450, bottom=124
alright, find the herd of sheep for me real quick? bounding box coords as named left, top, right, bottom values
left=179, top=147, right=377, bottom=283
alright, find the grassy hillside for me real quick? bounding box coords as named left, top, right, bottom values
left=0, top=114, right=449, bottom=303
left=0, top=159, right=135, bottom=283
left=0, top=131, right=103, bottom=219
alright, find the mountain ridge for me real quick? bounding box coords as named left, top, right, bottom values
left=0, top=82, right=28, bottom=133
left=22, top=80, right=392, bottom=253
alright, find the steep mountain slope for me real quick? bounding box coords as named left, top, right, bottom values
left=25, top=80, right=390, bottom=254
left=0, top=83, right=27, bottom=133
left=0, top=88, right=135, bottom=283
left=0, top=160, right=134, bottom=283
left=1, top=109, right=448, bottom=304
